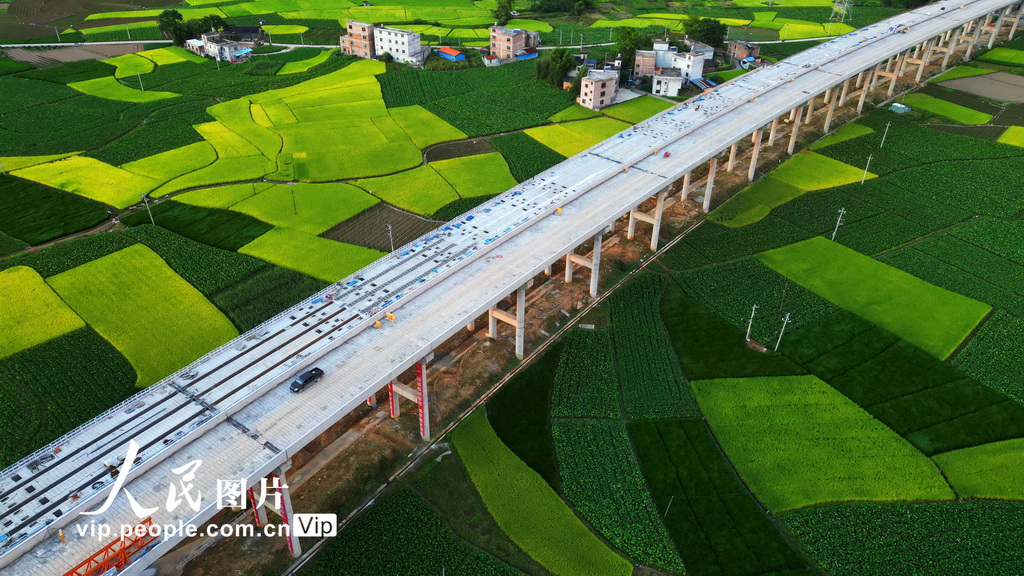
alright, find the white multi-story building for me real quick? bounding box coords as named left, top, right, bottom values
left=634, top=38, right=715, bottom=97
left=373, top=26, right=427, bottom=66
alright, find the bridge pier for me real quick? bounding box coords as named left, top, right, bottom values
left=247, top=487, right=266, bottom=528
left=989, top=8, right=1009, bottom=48
left=488, top=281, right=530, bottom=359
left=822, top=88, right=839, bottom=133
left=679, top=171, right=692, bottom=200
left=787, top=106, right=803, bottom=155
left=856, top=69, right=874, bottom=114
left=747, top=129, right=763, bottom=182
left=565, top=231, right=603, bottom=297
left=887, top=52, right=906, bottom=96
left=1009, top=4, right=1024, bottom=41
left=366, top=392, right=377, bottom=407
left=838, top=77, right=851, bottom=107
left=965, top=17, right=985, bottom=60
left=702, top=156, right=718, bottom=213
left=271, top=467, right=301, bottom=557
left=627, top=189, right=668, bottom=250
left=767, top=117, right=780, bottom=146
left=384, top=354, right=434, bottom=438
left=726, top=142, right=739, bottom=172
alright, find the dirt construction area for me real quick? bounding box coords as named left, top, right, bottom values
left=941, top=72, right=1024, bottom=102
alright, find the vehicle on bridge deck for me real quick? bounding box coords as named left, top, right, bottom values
left=289, top=368, right=325, bottom=392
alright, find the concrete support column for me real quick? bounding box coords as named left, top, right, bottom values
left=823, top=86, right=840, bottom=133
left=838, top=78, right=851, bottom=106
left=626, top=208, right=638, bottom=239
left=544, top=264, right=553, bottom=276
left=366, top=391, right=377, bottom=407
left=887, top=53, right=906, bottom=96
left=855, top=69, right=866, bottom=88
left=650, top=190, right=666, bottom=250
left=965, top=17, right=984, bottom=60
left=1009, top=5, right=1024, bottom=42
left=942, top=28, right=959, bottom=68
left=589, top=233, right=601, bottom=298
left=726, top=142, right=739, bottom=172
left=680, top=171, right=692, bottom=200
left=416, top=360, right=429, bottom=439
left=387, top=381, right=399, bottom=417
left=247, top=488, right=266, bottom=527
left=514, top=284, right=526, bottom=359
left=564, top=252, right=574, bottom=283
left=466, top=319, right=475, bottom=332
left=702, top=156, right=717, bottom=213
left=747, top=129, right=763, bottom=182
left=857, top=69, right=874, bottom=114
left=806, top=93, right=816, bottom=121
left=869, top=62, right=884, bottom=91
left=488, top=307, right=498, bottom=338
left=916, top=40, right=933, bottom=82
left=789, top=107, right=798, bottom=122
left=273, top=473, right=301, bottom=557
left=767, top=117, right=780, bottom=146
left=990, top=8, right=1010, bottom=48
left=788, top=106, right=804, bottom=155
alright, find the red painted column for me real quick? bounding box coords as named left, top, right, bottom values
left=388, top=381, right=399, bottom=417
left=248, top=487, right=265, bottom=527
left=272, top=474, right=301, bottom=557
left=417, top=363, right=430, bottom=439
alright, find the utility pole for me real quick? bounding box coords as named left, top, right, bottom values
left=0, top=161, right=5, bottom=176
left=142, top=195, right=155, bottom=226
left=54, top=27, right=62, bottom=42
left=774, top=313, right=792, bottom=352
left=300, top=32, right=304, bottom=45
left=126, top=24, right=131, bottom=41
left=831, top=207, right=846, bottom=240
left=609, top=27, right=613, bottom=42
left=580, top=33, right=584, bottom=51
left=663, top=495, right=674, bottom=518
left=745, top=304, right=759, bottom=341
left=269, top=32, right=273, bottom=45
left=386, top=224, right=394, bottom=252
left=861, top=154, right=873, bottom=183
left=879, top=121, right=892, bottom=148
left=137, top=73, right=144, bottom=91
left=558, top=29, right=562, bottom=46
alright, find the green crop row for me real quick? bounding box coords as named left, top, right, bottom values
left=953, top=311, right=1024, bottom=404
left=608, top=273, right=699, bottom=419
left=0, top=328, right=136, bottom=469
left=673, top=258, right=836, bottom=344
left=783, top=501, right=1024, bottom=576
left=122, top=200, right=273, bottom=251
left=301, top=486, right=474, bottom=575
left=553, top=418, right=685, bottom=572
left=550, top=329, right=620, bottom=419
left=629, top=418, right=814, bottom=576
left=781, top=311, right=1024, bottom=456
left=489, top=132, right=566, bottom=183
left=452, top=411, right=632, bottom=576
left=0, top=174, right=109, bottom=246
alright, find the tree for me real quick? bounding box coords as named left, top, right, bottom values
left=615, top=27, right=647, bottom=69
left=684, top=16, right=727, bottom=48
left=536, top=47, right=575, bottom=88
left=157, top=9, right=183, bottom=32
left=380, top=51, right=394, bottom=63
left=494, top=0, right=514, bottom=26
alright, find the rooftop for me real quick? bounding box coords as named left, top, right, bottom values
left=584, top=69, right=618, bottom=82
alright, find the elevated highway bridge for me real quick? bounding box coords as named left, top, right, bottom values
left=1, top=0, right=1020, bottom=572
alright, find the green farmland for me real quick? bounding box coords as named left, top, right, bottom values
left=2, top=4, right=1024, bottom=574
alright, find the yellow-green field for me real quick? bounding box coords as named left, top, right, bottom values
left=0, top=266, right=85, bottom=359
left=47, top=244, right=238, bottom=386
left=239, top=227, right=384, bottom=282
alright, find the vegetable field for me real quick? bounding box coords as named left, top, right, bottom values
left=239, top=228, right=383, bottom=283
left=783, top=501, right=1024, bottom=576
left=452, top=411, right=632, bottom=576
left=935, top=438, right=1024, bottom=499
left=629, top=419, right=814, bottom=576
left=550, top=330, right=619, bottom=419
left=758, top=237, right=991, bottom=359
left=553, top=418, right=684, bottom=572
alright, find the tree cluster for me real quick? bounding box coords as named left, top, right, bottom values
left=683, top=16, right=727, bottom=47
left=159, top=10, right=228, bottom=46
left=535, top=47, right=576, bottom=88
left=493, top=0, right=514, bottom=25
